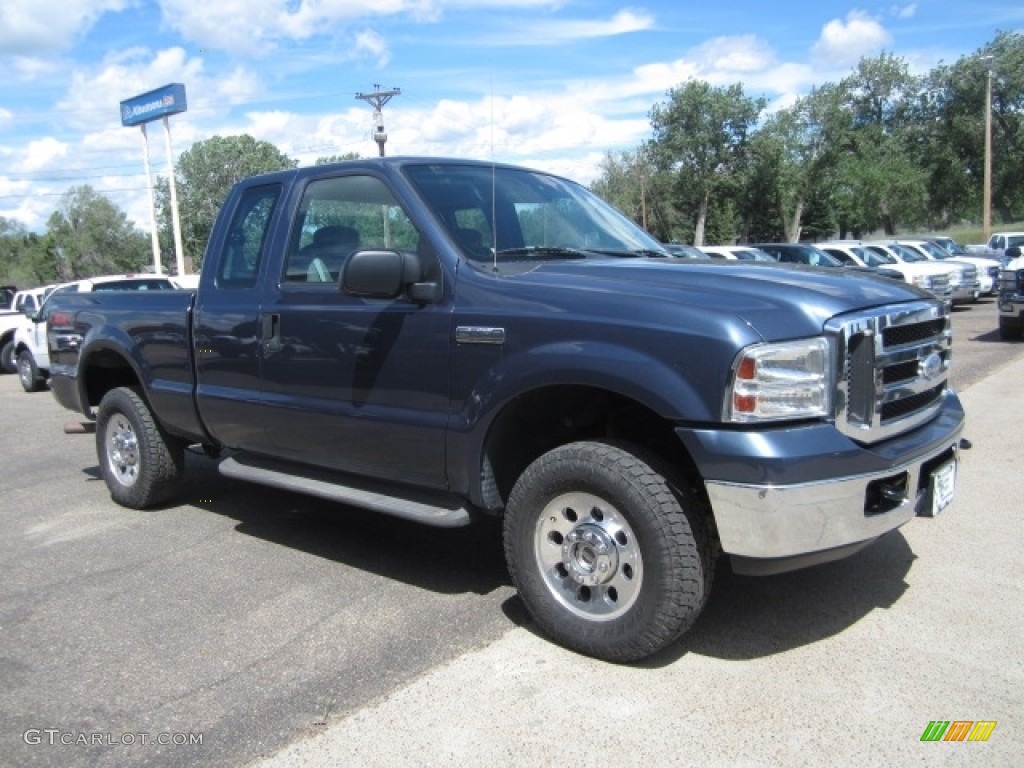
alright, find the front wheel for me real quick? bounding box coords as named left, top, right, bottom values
left=504, top=440, right=713, bottom=663
left=96, top=387, right=184, bottom=509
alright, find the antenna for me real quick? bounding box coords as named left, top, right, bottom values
left=491, top=72, right=498, bottom=271
left=355, top=84, right=401, bottom=157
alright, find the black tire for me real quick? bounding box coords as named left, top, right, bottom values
left=998, top=318, right=1022, bottom=341
left=1, top=340, right=16, bottom=374
left=504, top=440, right=713, bottom=663
left=96, top=387, right=185, bottom=509
left=17, top=349, right=44, bottom=392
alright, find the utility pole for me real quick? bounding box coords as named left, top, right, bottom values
left=355, top=84, right=401, bottom=157
left=982, top=56, right=994, bottom=243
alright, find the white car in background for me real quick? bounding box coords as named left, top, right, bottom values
left=13, top=274, right=175, bottom=392
left=818, top=241, right=954, bottom=306
left=895, top=238, right=998, bottom=296
left=868, top=242, right=979, bottom=304
left=1, top=285, right=60, bottom=373
left=697, top=245, right=776, bottom=261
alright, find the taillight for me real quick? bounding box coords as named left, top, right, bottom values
left=50, top=311, right=73, bottom=327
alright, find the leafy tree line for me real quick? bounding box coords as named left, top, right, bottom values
left=0, top=188, right=151, bottom=286
left=591, top=31, right=1024, bottom=245
left=4, top=31, right=1020, bottom=284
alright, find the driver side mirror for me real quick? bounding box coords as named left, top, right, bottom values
left=342, top=249, right=441, bottom=303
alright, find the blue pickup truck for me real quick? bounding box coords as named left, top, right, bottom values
left=47, top=157, right=964, bottom=662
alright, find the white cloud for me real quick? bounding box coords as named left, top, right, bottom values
left=479, top=9, right=655, bottom=46
left=55, top=47, right=206, bottom=134
left=812, top=11, right=893, bottom=67
left=891, top=4, right=917, bottom=20
left=14, top=138, right=71, bottom=173
left=55, top=47, right=267, bottom=138
left=352, top=29, right=391, bottom=66
left=0, top=0, right=129, bottom=55
left=12, top=56, right=64, bottom=80
left=158, top=0, right=573, bottom=54
left=688, top=35, right=777, bottom=74
left=158, top=0, right=429, bottom=54
left=0, top=176, right=53, bottom=231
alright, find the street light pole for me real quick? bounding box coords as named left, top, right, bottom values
left=983, top=57, right=993, bottom=243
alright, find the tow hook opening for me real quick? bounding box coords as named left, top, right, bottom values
left=865, top=472, right=909, bottom=516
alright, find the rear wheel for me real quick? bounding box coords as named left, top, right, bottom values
left=17, top=350, right=44, bottom=392
left=1, top=340, right=16, bottom=374
left=504, top=440, right=713, bottom=663
left=96, top=387, right=184, bottom=509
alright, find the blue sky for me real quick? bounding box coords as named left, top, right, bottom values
left=1, top=1, right=1021, bottom=233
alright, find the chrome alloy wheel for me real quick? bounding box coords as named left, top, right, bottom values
left=17, top=354, right=33, bottom=389
left=534, top=492, right=642, bottom=621
left=104, top=413, right=140, bottom=488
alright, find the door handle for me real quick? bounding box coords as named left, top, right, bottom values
left=261, top=313, right=282, bottom=352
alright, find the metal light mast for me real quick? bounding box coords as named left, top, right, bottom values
left=355, top=84, right=401, bottom=157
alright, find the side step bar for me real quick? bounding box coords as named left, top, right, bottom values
left=219, top=454, right=472, bottom=528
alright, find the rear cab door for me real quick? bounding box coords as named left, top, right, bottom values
left=193, top=179, right=285, bottom=454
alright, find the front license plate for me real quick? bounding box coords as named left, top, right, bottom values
left=929, top=460, right=957, bottom=516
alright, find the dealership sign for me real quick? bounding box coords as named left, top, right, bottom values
left=120, top=83, right=187, bottom=127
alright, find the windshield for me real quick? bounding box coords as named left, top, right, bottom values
left=915, top=241, right=953, bottom=259
left=403, top=163, right=667, bottom=268
left=891, top=244, right=926, bottom=263
left=733, top=248, right=775, bottom=261
left=855, top=246, right=892, bottom=267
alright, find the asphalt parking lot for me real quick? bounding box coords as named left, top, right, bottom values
left=1, top=297, right=1021, bottom=767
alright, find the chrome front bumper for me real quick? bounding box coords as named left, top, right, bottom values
left=705, top=431, right=961, bottom=572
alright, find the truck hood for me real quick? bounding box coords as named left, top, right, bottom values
left=507, top=258, right=931, bottom=341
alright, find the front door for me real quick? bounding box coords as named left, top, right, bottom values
left=259, top=172, right=451, bottom=489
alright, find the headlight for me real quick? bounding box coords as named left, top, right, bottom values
left=911, top=275, right=929, bottom=288
left=725, top=338, right=832, bottom=422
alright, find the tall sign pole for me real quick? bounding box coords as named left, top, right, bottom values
left=120, top=84, right=188, bottom=274
left=139, top=124, right=163, bottom=275
left=355, top=85, right=401, bottom=157
left=162, top=116, right=186, bottom=276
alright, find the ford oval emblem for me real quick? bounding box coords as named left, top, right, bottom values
left=920, top=352, right=943, bottom=381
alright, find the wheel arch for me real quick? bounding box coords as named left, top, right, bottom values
left=77, top=342, right=146, bottom=419
left=473, top=383, right=706, bottom=518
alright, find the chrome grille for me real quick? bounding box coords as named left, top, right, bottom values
left=827, top=301, right=952, bottom=443
left=928, top=274, right=949, bottom=292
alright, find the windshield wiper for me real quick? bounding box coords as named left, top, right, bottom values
left=581, top=247, right=669, bottom=258
left=494, top=246, right=588, bottom=259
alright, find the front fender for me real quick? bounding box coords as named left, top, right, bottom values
left=446, top=339, right=730, bottom=501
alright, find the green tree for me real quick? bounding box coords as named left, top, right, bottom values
left=157, top=135, right=296, bottom=269
left=919, top=31, right=1024, bottom=225
left=836, top=54, right=928, bottom=234
left=589, top=149, right=681, bottom=239
left=648, top=82, right=765, bottom=245
left=746, top=84, right=850, bottom=242
left=0, top=216, right=27, bottom=282
left=46, top=186, right=149, bottom=279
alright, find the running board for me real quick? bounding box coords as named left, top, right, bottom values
left=219, top=454, right=472, bottom=528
